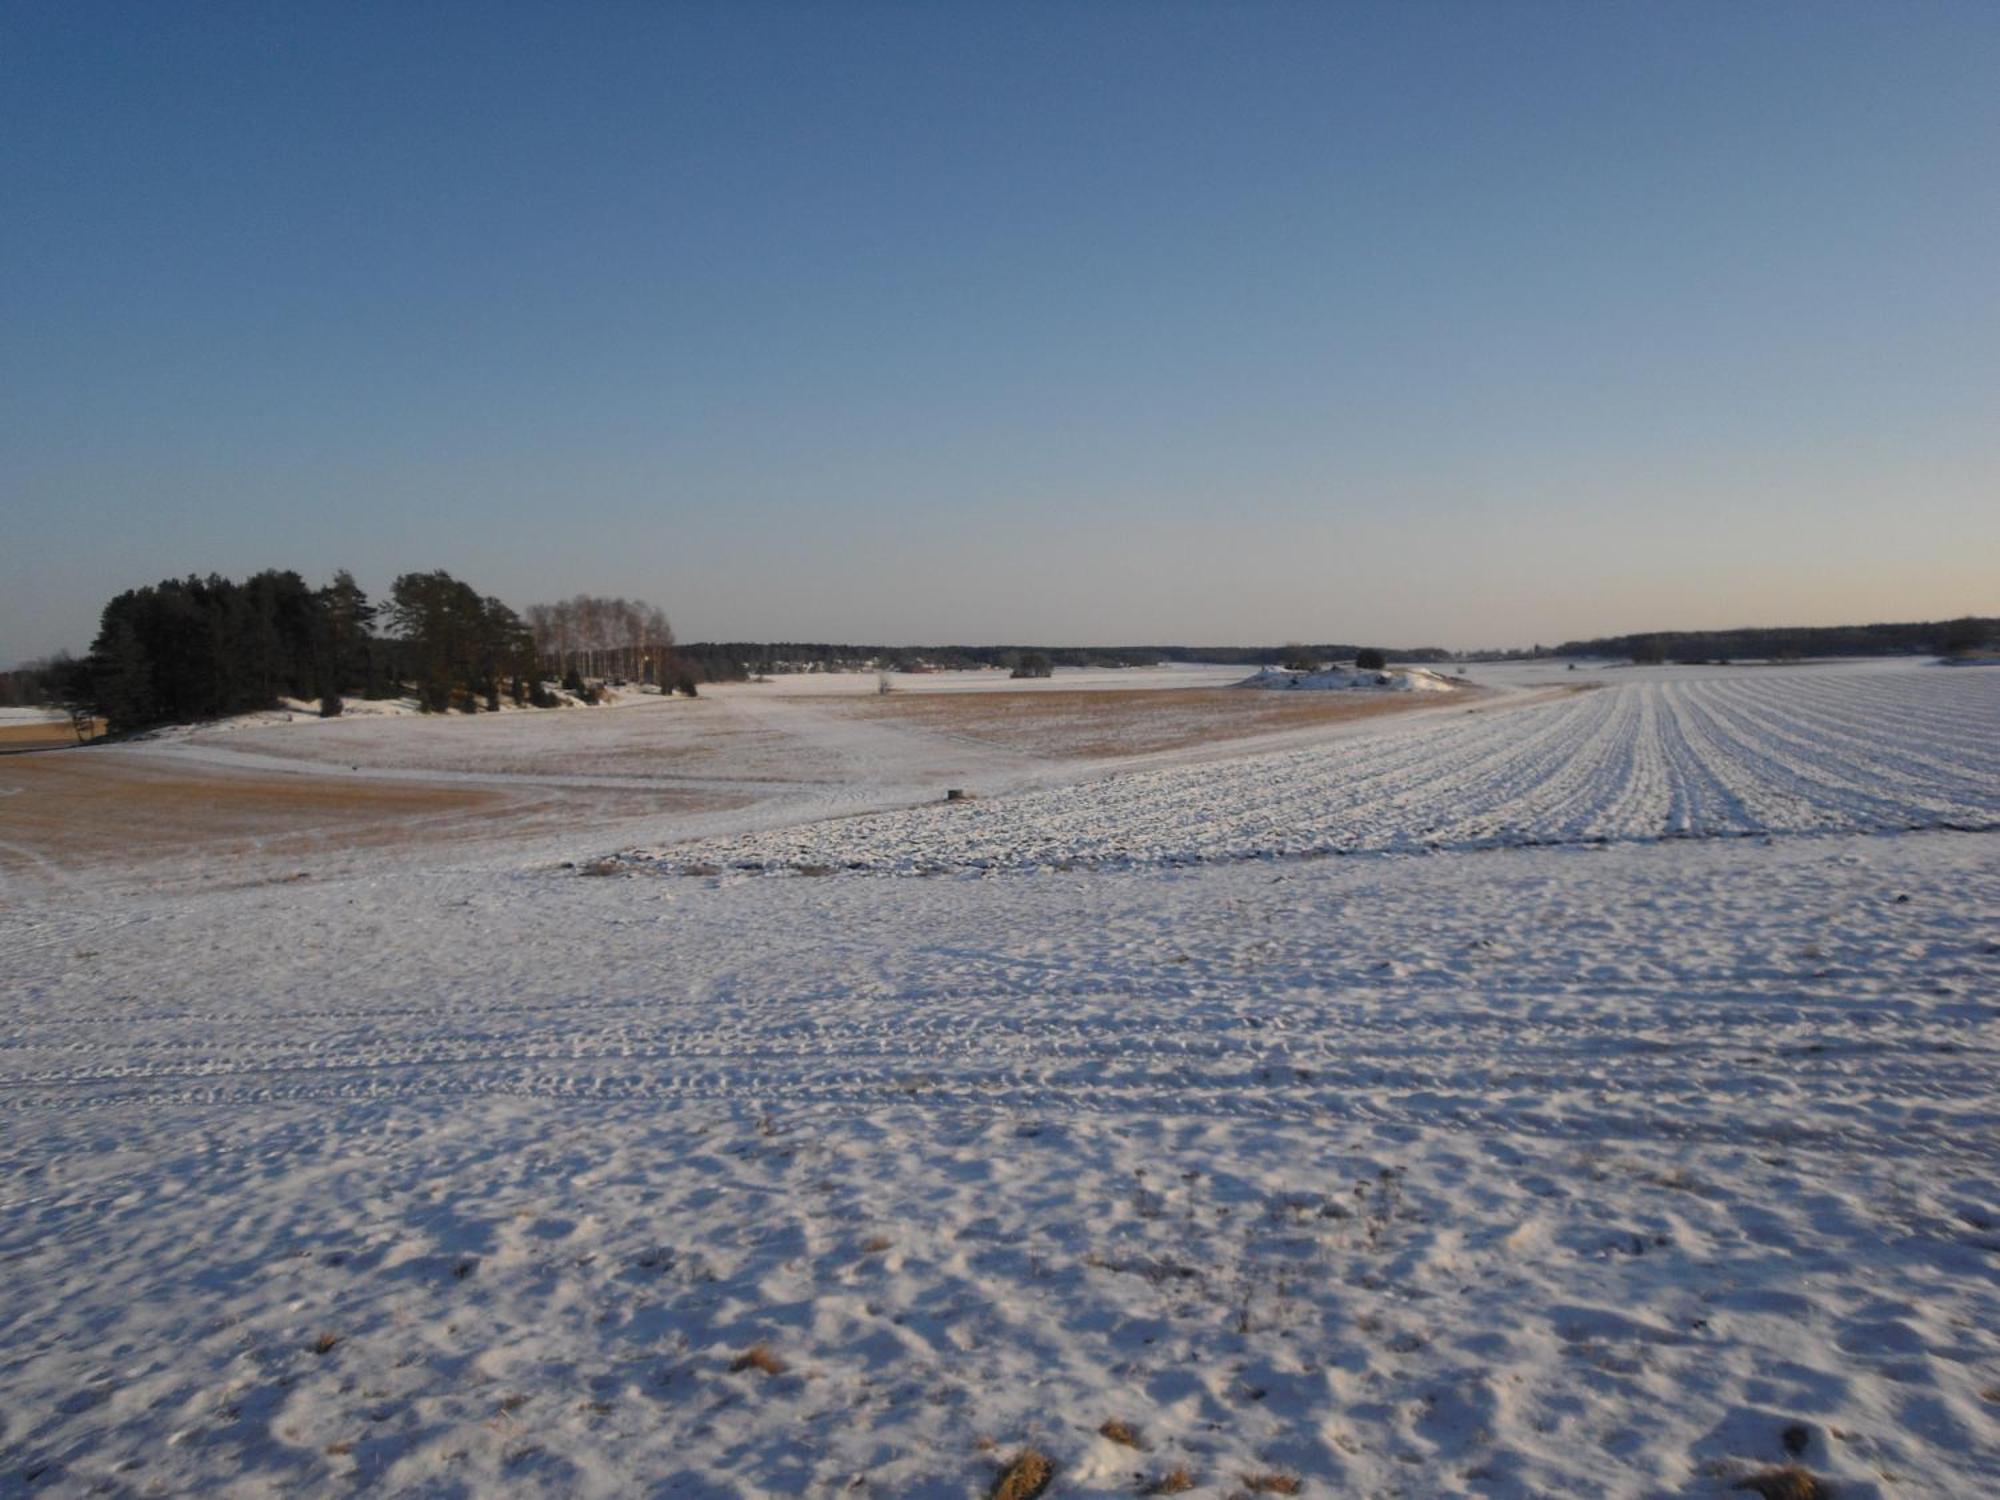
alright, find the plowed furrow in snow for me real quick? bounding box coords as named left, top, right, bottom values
left=626, top=664, right=1999, bottom=874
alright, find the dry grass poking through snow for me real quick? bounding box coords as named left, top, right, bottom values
left=728, top=1343, right=787, bottom=1376
left=1237, top=1473, right=1303, bottom=1494
left=1141, top=1465, right=1198, bottom=1494
left=988, top=1447, right=1054, bottom=1500
left=1098, top=1418, right=1141, bottom=1447
left=1732, top=1467, right=1832, bottom=1500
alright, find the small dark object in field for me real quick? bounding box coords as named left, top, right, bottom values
left=453, top=1258, right=477, bottom=1280
left=947, top=788, right=975, bottom=801
left=576, top=859, right=621, bottom=877
left=1781, top=1422, right=1811, bottom=1455
left=312, top=1331, right=342, bottom=1355
left=1733, top=1466, right=1831, bottom=1500
left=990, top=1449, right=1053, bottom=1500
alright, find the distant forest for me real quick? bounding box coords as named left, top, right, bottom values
left=1555, top=617, right=1996, bottom=664
left=676, top=641, right=1454, bottom=680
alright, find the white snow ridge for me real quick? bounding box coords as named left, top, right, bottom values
left=1, top=657, right=1996, bottom=1497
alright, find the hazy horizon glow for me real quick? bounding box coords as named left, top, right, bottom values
left=3, top=1, right=1996, bottom=662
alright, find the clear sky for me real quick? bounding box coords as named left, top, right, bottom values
left=3, top=1, right=1995, bottom=660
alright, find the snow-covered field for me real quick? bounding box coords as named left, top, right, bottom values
left=2, top=658, right=1997, bottom=1497
left=624, top=661, right=1999, bottom=876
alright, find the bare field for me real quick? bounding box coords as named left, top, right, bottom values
left=0, top=718, right=103, bottom=753
left=833, top=683, right=1466, bottom=757
left=0, top=750, right=745, bottom=899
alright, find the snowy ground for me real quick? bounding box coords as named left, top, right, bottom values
left=2, top=659, right=1997, bottom=1497
left=623, top=660, right=1998, bottom=876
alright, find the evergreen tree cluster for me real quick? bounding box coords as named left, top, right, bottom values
left=73, top=568, right=546, bottom=733
left=82, top=570, right=369, bottom=733
left=389, top=571, right=538, bottom=714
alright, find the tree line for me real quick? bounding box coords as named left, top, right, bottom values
left=1557, top=617, right=1996, bottom=664
left=41, top=570, right=683, bottom=734
left=0, top=654, right=80, bottom=709
left=672, top=641, right=1455, bottom=680
left=21, top=589, right=1470, bottom=730
left=31, top=585, right=1981, bottom=736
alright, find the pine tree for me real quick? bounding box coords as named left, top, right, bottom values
left=317, top=570, right=378, bottom=697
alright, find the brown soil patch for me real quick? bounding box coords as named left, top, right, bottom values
left=0, top=719, right=104, bottom=753
left=840, top=685, right=1463, bottom=759
left=0, top=750, right=741, bottom=896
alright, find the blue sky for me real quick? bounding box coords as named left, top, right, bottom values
left=3, top=1, right=1995, bottom=659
